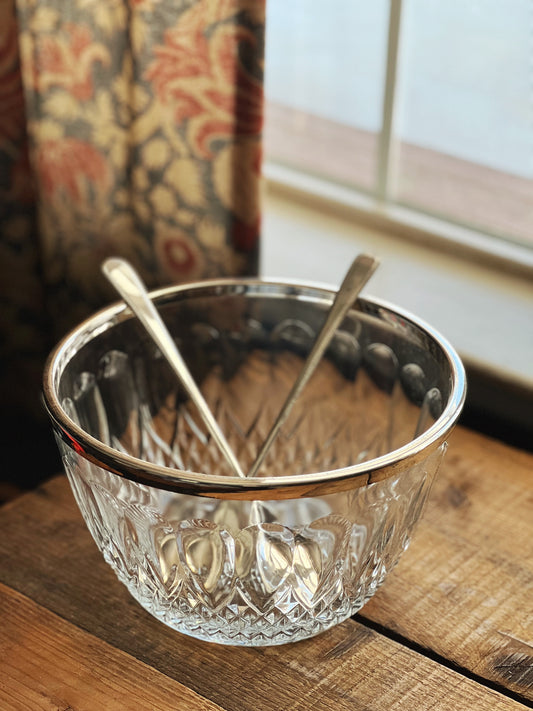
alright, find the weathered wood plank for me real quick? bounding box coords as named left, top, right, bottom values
left=0, top=583, right=222, bottom=711
left=362, top=426, right=533, bottom=701
left=0, top=466, right=528, bottom=710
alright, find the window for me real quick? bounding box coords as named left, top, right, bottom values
left=262, top=0, right=533, bottom=443
left=264, top=0, right=388, bottom=192
left=264, top=0, right=533, bottom=255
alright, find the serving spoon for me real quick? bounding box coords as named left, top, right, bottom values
left=247, top=253, right=378, bottom=477
left=102, top=254, right=378, bottom=480
left=102, top=257, right=246, bottom=479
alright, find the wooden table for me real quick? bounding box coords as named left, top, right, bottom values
left=0, top=426, right=531, bottom=710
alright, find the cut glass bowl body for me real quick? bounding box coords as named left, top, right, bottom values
left=43, top=279, right=465, bottom=646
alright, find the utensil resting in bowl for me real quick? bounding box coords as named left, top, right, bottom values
left=43, top=275, right=466, bottom=646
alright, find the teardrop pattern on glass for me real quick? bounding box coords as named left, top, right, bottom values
left=65, top=320, right=445, bottom=479
left=270, top=318, right=316, bottom=356
left=236, top=523, right=293, bottom=612
left=54, top=299, right=453, bottom=645
left=364, top=342, right=399, bottom=393
left=58, top=435, right=447, bottom=645
left=176, top=520, right=236, bottom=612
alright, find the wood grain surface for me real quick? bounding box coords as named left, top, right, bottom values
left=0, top=519, right=521, bottom=711
left=0, top=425, right=531, bottom=710
left=362, top=427, right=533, bottom=702
left=0, top=584, right=222, bottom=711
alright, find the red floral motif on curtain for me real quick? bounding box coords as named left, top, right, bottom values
left=37, top=138, right=111, bottom=202
left=0, top=0, right=265, bottom=488
left=11, top=0, right=264, bottom=334
left=33, top=23, right=110, bottom=100
left=147, top=2, right=263, bottom=158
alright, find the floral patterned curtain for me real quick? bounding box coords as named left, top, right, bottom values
left=0, top=0, right=264, bottom=490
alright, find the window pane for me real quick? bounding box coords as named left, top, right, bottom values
left=264, top=0, right=389, bottom=191
left=396, top=0, right=532, bottom=244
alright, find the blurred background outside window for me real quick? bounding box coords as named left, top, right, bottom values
left=263, top=0, right=532, bottom=253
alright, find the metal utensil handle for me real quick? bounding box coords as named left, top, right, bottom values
left=102, top=258, right=246, bottom=479
left=247, top=253, right=379, bottom=478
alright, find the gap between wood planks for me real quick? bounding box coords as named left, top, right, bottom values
left=354, top=613, right=533, bottom=709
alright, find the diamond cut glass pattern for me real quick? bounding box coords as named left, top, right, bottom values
left=46, top=282, right=464, bottom=645
left=60, top=446, right=444, bottom=645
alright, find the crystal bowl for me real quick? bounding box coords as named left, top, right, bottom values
left=43, top=278, right=466, bottom=646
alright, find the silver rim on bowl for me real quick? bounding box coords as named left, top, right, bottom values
left=43, top=278, right=466, bottom=500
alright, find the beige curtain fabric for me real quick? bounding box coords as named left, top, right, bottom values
left=0, top=0, right=264, bottom=485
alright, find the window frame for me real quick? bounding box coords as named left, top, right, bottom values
left=263, top=0, right=533, bottom=263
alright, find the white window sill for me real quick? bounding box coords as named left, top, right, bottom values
left=260, top=177, right=533, bottom=433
